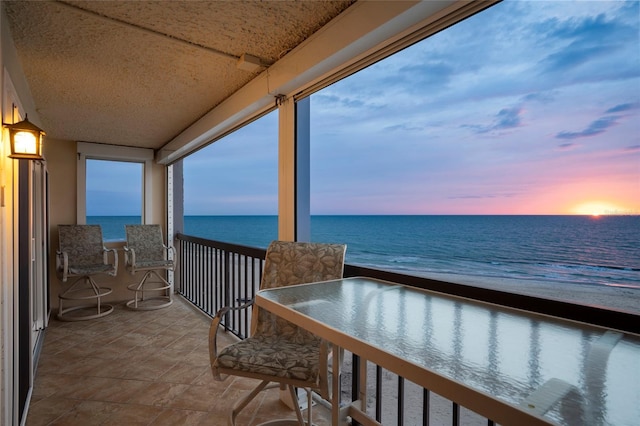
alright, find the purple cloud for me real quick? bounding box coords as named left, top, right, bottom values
left=462, top=107, right=524, bottom=134
left=557, top=143, right=576, bottom=150
left=556, top=115, right=619, bottom=140
left=447, top=193, right=516, bottom=200
left=606, top=102, right=640, bottom=113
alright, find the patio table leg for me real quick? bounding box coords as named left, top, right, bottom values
left=335, top=348, right=382, bottom=426
left=332, top=343, right=343, bottom=425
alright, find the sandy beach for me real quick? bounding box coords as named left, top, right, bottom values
left=415, top=271, right=640, bottom=316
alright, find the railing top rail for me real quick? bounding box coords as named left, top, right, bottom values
left=175, top=233, right=267, bottom=258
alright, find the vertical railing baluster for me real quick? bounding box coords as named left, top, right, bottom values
left=179, top=242, right=185, bottom=298
left=202, top=245, right=207, bottom=309
left=189, top=241, right=193, bottom=300
left=223, top=249, right=230, bottom=331
left=230, top=251, right=236, bottom=332
left=215, top=248, right=221, bottom=316
left=221, top=248, right=226, bottom=319
left=191, top=243, right=196, bottom=307
left=195, top=243, right=201, bottom=308
left=398, top=376, right=404, bottom=425
left=376, top=365, right=382, bottom=422
left=203, top=246, right=208, bottom=313
left=208, top=246, right=213, bottom=314
left=200, top=244, right=205, bottom=308
left=186, top=241, right=192, bottom=300
left=452, top=402, right=460, bottom=426
left=243, top=255, right=249, bottom=337
left=178, top=241, right=186, bottom=294
left=352, top=353, right=360, bottom=426
left=181, top=242, right=185, bottom=293
left=231, top=252, right=237, bottom=333
left=423, top=388, right=430, bottom=426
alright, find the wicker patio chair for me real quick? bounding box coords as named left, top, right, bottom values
left=209, top=240, right=347, bottom=425
left=56, top=224, right=117, bottom=321
left=123, top=224, right=176, bottom=310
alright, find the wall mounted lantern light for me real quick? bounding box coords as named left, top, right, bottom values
left=5, top=114, right=46, bottom=161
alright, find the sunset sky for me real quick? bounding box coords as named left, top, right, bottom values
left=308, top=0, right=639, bottom=215
left=183, top=0, right=639, bottom=216
left=112, top=0, right=639, bottom=217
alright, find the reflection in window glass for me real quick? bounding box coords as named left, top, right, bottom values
left=86, top=159, right=142, bottom=241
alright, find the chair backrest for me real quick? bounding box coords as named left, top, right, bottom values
left=252, top=240, right=346, bottom=338
left=58, top=225, right=105, bottom=267
left=125, top=225, right=166, bottom=262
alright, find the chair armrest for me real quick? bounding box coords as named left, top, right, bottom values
left=164, top=244, right=177, bottom=270
left=123, top=246, right=136, bottom=272
left=103, top=247, right=118, bottom=276
left=56, top=250, right=69, bottom=282
left=209, top=299, right=255, bottom=380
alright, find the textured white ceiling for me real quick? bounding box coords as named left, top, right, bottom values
left=3, top=0, right=354, bottom=149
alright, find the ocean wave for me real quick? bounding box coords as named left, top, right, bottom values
left=389, top=256, right=421, bottom=264
left=546, top=263, right=640, bottom=273
left=350, top=255, right=640, bottom=290
left=604, top=283, right=640, bottom=290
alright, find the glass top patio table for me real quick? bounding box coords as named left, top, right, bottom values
left=255, top=277, right=640, bottom=426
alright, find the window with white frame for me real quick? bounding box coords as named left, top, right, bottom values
left=77, top=142, right=153, bottom=241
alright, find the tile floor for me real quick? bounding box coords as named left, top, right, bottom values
left=26, top=296, right=332, bottom=425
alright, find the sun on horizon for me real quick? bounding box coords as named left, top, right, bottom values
left=570, top=201, right=635, bottom=216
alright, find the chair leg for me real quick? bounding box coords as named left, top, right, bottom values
left=126, top=270, right=173, bottom=310
left=287, top=385, right=307, bottom=425
left=230, top=380, right=271, bottom=426
left=306, top=387, right=313, bottom=426
left=58, top=276, right=113, bottom=321
left=228, top=381, right=312, bottom=426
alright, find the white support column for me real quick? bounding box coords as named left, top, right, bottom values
left=278, top=96, right=311, bottom=242
left=278, top=97, right=296, bottom=241
left=167, top=162, right=182, bottom=290
left=296, top=97, right=311, bottom=242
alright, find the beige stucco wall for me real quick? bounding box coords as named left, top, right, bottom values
left=44, top=139, right=168, bottom=310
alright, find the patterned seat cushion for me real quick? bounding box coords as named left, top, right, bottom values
left=215, top=335, right=320, bottom=382
left=134, top=259, right=173, bottom=268
left=68, top=263, right=115, bottom=276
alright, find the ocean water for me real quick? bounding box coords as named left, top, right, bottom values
left=91, top=215, right=640, bottom=291
left=87, top=216, right=142, bottom=241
